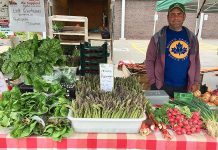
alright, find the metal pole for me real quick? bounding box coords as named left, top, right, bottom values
left=195, top=0, right=200, bottom=34
left=198, top=12, right=204, bottom=40
left=120, top=0, right=126, bottom=40
left=153, top=12, right=158, bottom=35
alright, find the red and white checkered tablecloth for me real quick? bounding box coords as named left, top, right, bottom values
left=0, top=129, right=217, bottom=150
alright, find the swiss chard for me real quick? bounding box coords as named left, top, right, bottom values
left=0, top=34, right=65, bottom=85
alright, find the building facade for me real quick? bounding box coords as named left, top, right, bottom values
left=113, top=0, right=218, bottom=40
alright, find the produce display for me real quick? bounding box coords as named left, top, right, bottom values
left=141, top=94, right=218, bottom=139
left=0, top=34, right=65, bottom=84
left=193, top=89, right=218, bottom=106
left=70, top=75, right=147, bottom=118
left=0, top=78, right=72, bottom=141
left=42, top=66, right=77, bottom=84
left=154, top=104, right=203, bottom=135
left=142, top=102, right=172, bottom=140
left=123, top=63, right=149, bottom=90
left=125, top=63, right=146, bottom=74
left=171, top=98, right=218, bottom=137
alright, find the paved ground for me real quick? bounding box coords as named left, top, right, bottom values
left=113, top=39, right=218, bottom=90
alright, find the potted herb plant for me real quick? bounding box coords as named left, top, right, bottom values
left=52, top=22, right=64, bottom=32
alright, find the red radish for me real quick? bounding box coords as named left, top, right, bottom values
left=198, top=121, right=202, bottom=126
left=167, top=113, right=172, bottom=117
left=166, top=108, right=203, bottom=135
left=8, top=85, right=12, bottom=91
left=178, top=122, right=183, bottom=127
left=191, top=127, right=196, bottom=133
left=176, top=126, right=182, bottom=132
left=183, top=120, right=189, bottom=125
left=173, top=108, right=179, bottom=112
left=169, top=118, right=174, bottom=122
left=176, top=131, right=182, bottom=135
left=187, top=132, right=192, bottom=135
left=196, top=128, right=201, bottom=133
left=193, top=120, right=198, bottom=124
left=181, top=128, right=186, bottom=134
left=176, top=116, right=181, bottom=121
left=185, top=125, right=191, bottom=130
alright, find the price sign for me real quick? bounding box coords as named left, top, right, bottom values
left=9, top=0, right=46, bottom=32
left=0, top=0, right=9, bottom=27
left=100, top=64, right=114, bottom=92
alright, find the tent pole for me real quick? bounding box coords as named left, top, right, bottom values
left=153, top=11, right=158, bottom=35
left=120, top=0, right=126, bottom=40
left=198, top=13, right=204, bottom=40
left=195, top=0, right=201, bottom=35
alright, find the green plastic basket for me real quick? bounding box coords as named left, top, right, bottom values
left=174, top=92, right=193, bottom=102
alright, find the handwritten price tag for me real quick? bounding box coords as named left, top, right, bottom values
left=100, top=64, right=114, bottom=92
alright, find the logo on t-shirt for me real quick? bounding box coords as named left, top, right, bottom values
left=168, top=40, right=189, bottom=60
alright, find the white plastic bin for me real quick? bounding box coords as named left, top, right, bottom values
left=68, top=110, right=146, bottom=133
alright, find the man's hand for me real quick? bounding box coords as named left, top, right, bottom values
left=190, top=84, right=200, bottom=92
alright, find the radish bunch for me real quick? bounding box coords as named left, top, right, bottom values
left=167, top=108, right=203, bottom=135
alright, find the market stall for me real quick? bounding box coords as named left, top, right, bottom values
left=1, top=1, right=218, bottom=150
left=0, top=36, right=218, bottom=149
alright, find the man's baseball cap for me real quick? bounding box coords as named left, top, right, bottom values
left=168, top=3, right=185, bottom=13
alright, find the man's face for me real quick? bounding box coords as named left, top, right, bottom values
left=167, top=8, right=186, bottom=30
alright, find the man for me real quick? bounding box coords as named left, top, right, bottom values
left=145, top=3, right=200, bottom=98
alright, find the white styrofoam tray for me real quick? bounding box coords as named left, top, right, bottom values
left=68, top=110, right=146, bottom=133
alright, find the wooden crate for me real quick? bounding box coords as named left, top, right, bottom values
left=122, top=65, right=150, bottom=90
left=135, top=73, right=150, bottom=90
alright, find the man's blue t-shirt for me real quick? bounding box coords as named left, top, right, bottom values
left=164, top=27, right=190, bottom=87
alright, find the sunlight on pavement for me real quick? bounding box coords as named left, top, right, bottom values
left=199, top=42, right=218, bottom=51
left=131, top=41, right=146, bottom=55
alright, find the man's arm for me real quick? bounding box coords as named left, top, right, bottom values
left=145, top=37, right=157, bottom=86
left=191, top=37, right=201, bottom=92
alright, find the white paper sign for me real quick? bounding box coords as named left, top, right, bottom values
left=0, top=0, right=9, bottom=27
left=9, top=0, right=46, bottom=32
left=0, top=72, right=8, bottom=93
left=100, top=64, right=114, bottom=92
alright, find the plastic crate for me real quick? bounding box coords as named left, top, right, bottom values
left=79, top=42, right=108, bottom=75
left=80, top=42, right=108, bottom=59
left=174, top=92, right=193, bottom=102
left=79, top=69, right=99, bottom=75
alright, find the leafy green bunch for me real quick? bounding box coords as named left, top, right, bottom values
left=0, top=78, right=72, bottom=141
left=0, top=34, right=65, bottom=85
